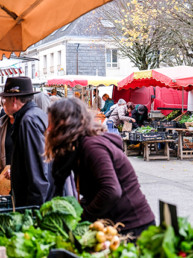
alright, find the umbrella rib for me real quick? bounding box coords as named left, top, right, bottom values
left=0, top=5, right=18, bottom=20
left=15, top=0, right=44, bottom=24
left=0, top=0, right=44, bottom=24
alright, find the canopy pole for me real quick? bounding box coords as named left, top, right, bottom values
left=64, top=84, right=68, bottom=97
left=182, top=87, right=184, bottom=113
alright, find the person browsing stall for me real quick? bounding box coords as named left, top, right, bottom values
left=108, top=99, right=136, bottom=128
left=93, top=89, right=102, bottom=109
left=100, top=93, right=114, bottom=115
left=132, top=104, right=148, bottom=127
left=44, top=97, right=155, bottom=238
left=0, top=77, right=54, bottom=207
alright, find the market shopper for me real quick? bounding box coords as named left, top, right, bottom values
left=107, top=99, right=135, bottom=128
left=132, top=104, right=149, bottom=128
left=93, top=89, right=102, bottom=109
left=100, top=93, right=114, bottom=115
left=44, top=97, right=155, bottom=238
left=0, top=77, right=54, bottom=207
left=33, top=92, right=51, bottom=113
left=0, top=110, right=14, bottom=176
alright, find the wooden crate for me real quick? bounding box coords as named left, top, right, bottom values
left=172, top=112, right=187, bottom=122
left=185, top=122, right=193, bottom=129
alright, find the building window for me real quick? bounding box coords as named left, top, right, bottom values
left=43, top=55, right=47, bottom=74
left=50, top=53, right=54, bottom=66
left=32, top=64, right=35, bottom=79
left=57, top=51, right=61, bottom=65
left=43, top=55, right=47, bottom=68
left=25, top=65, right=28, bottom=76
left=106, top=49, right=118, bottom=68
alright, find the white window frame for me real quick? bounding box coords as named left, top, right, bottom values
left=106, top=49, right=118, bottom=68
left=31, top=63, right=35, bottom=79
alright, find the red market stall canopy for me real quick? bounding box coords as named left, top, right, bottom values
left=47, top=78, right=88, bottom=88
left=0, top=0, right=112, bottom=60
left=118, top=66, right=193, bottom=91
left=47, top=76, right=121, bottom=88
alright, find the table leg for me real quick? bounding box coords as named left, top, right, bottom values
left=164, top=142, right=169, bottom=160
left=123, top=141, right=128, bottom=156
left=145, top=143, right=149, bottom=161
left=178, top=132, right=183, bottom=160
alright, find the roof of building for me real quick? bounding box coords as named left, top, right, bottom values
left=30, top=3, right=118, bottom=49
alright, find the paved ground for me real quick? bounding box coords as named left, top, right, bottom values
left=128, top=156, right=193, bottom=225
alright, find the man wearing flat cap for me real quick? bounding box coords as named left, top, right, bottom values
left=0, top=76, right=54, bottom=207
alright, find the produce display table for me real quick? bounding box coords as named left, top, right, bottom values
left=94, top=112, right=106, bottom=124
left=166, top=128, right=193, bottom=160
left=142, top=139, right=175, bottom=161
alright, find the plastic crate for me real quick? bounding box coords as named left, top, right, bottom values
left=166, top=132, right=178, bottom=139
left=0, top=205, right=40, bottom=214
left=159, top=121, right=177, bottom=128
left=152, top=121, right=177, bottom=129
left=176, top=122, right=186, bottom=128
left=135, top=132, right=167, bottom=142
left=0, top=195, right=12, bottom=210
left=129, top=132, right=137, bottom=141
left=48, top=249, right=79, bottom=258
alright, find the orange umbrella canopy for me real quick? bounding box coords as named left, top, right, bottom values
left=0, top=0, right=112, bottom=59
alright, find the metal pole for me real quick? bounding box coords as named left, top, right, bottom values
left=182, top=87, right=184, bottom=113
left=76, top=44, right=80, bottom=75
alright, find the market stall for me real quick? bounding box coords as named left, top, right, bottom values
left=45, top=76, right=120, bottom=115
left=117, top=66, right=193, bottom=112
left=117, top=66, right=193, bottom=160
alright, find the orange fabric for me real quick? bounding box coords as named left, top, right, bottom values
left=0, top=0, right=112, bottom=59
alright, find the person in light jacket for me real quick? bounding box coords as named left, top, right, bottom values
left=108, top=99, right=135, bottom=127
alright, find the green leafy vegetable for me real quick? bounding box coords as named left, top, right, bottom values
left=73, top=221, right=91, bottom=237
left=38, top=197, right=83, bottom=238
left=136, top=126, right=157, bottom=133
left=79, top=230, right=97, bottom=248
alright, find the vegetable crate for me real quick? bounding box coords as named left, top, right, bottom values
left=172, top=112, right=187, bottom=122
left=0, top=205, right=40, bottom=214
left=135, top=132, right=167, bottom=142
left=128, top=132, right=137, bottom=141
left=0, top=195, right=12, bottom=210
left=176, top=122, right=186, bottom=128
left=153, top=121, right=177, bottom=129
left=166, top=132, right=178, bottom=140
left=185, top=122, right=193, bottom=129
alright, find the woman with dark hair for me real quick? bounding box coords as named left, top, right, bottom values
left=45, top=97, right=155, bottom=239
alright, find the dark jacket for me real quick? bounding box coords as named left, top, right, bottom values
left=76, top=133, right=154, bottom=231
left=132, top=105, right=148, bottom=127
left=11, top=101, right=54, bottom=207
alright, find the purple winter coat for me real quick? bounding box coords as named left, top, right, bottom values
left=77, top=132, right=155, bottom=231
